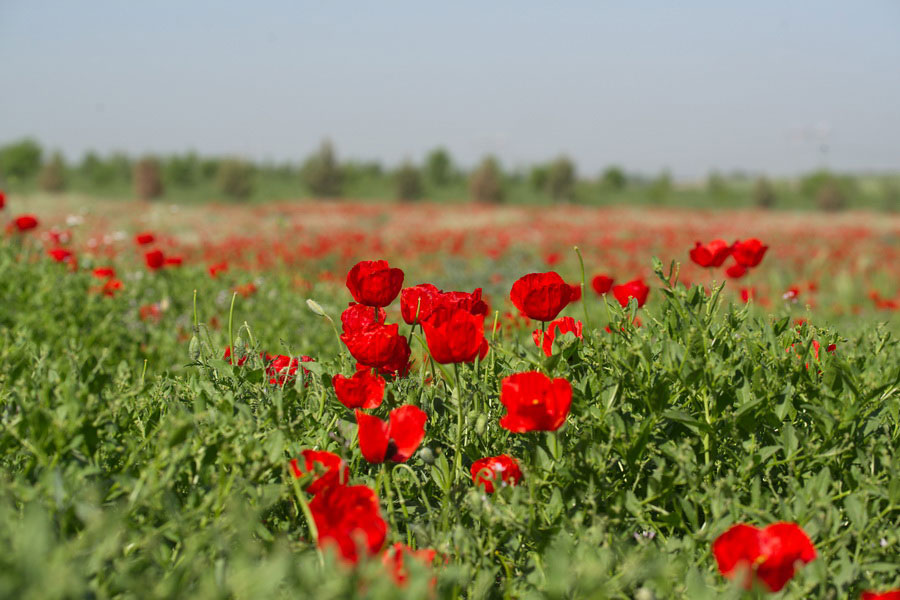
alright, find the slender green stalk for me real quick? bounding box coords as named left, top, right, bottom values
left=227, top=291, right=237, bottom=360
left=574, top=246, right=594, bottom=330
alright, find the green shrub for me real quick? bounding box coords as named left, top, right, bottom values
left=38, top=153, right=67, bottom=193
left=303, top=140, right=342, bottom=198
left=425, top=148, right=454, bottom=185
left=468, top=157, right=504, bottom=204
left=394, top=162, right=423, bottom=202
left=0, top=138, right=42, bottom=183
left=601, top=166, right=627, bottom=190
left=216, top=158, right=255, bottom=200
left=546, top=156, right=576, bottom=202
left=753, top=177, right=777, bottom=209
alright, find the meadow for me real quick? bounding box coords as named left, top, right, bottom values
left=1, top=192, right=899, bottom=599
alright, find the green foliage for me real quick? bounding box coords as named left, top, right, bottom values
left=602, top=166, right=627, bottom=190
left=165, top=152, right=202, bottom=187
left=216, top=158, right=255, bottom=200
left=1, top=243, right=898, bottom=599
left=38, top=152, right=67, bottom=193
left=303, top=140, right=343, bottom=198
left=546, top=156, right=576, bottom=202
left=0, top=138, right=43, bottom=183
left=425, top=148, right=454, bottom=186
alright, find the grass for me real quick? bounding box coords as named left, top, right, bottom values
left=0, top=199, right=898, bottom=599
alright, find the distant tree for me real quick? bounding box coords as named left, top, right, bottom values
left=133, top=157, right=164, bottom=200
left=815, top=180, right=847, bottom=212
left=649, top=170, right=672, bottom=202
left=303, top=140, right=342, bottom=198
left=468, top=157, right=504, bottom=204
left=425, top=148, right=453, bottom=185
left=38, top=153, right=67, bottom=193
left=601, top=166, right=627, bottom=190
left=707, top=171, right=729, bottom=199
left=165, top=153, right=201, bottom=187
left=882, top=182, right=899, bottom=212
left=0, top=138, right=43, bottom=183
left=216, top=158, right=255, bottom=200
left=394, top=162, right=423, bottom=202
left=752, top=177, right=777, bottom=209
left=200, top=158, right=220, bottom=181
left=801, top=170, right=850, bottom=211
left=546, top=156, right=576, bottom=202
left=529, top=165, right=548, bottom=192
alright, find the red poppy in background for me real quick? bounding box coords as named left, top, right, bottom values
left=309, top=484, right=386, bottom=564
left=533, top=316, right=583, bottom=357
left=421, top=308, right=488, bottom=364
left=471, top=455, right=522, bottom=493
left=381, top=543, right=438, bottom=586
left=568, top=283, right=582, bottom=302
left=100, top=278, right=123, bottom=297
left=341, top=302, right=387, bottom=334
left=47, top=247, right=74, bottom=263
left=139, top=304, right=162, bottom=322
left=346, top=259, right=404, bottom=307
left=712, top=522, right=816, bottom=592
left=612, top=279, right=649, bottom=308
left=0, top=190, right=5, bottom=210
left=144, top=249, right=165, bottom=270
left=208, top=262, right=228, bottom=277
left=740, top=287, right=756, bottom=303
left=510, top=271, right=572, bottom=321
left=134, top=232, right=155, bottom=245
left=289, top=449, right=349, bottom=496
left=725, top=262, right=747, bottom=279
left=862, top=591, right=900, bottom=600
left=11, top=214, right=39, bottom=232
left=591, top=274, right=614, bottom=295
left=333, top=369, right=385, bottom=409
left=689, top=239, right=732, bottom=268
left=164, top=256, right=183, bottom=267
left=92, top=267, right=116, bottom=279
left=341, top=322, right=410, bottom=372
left=355, top=405, right=427, bottom=463
left=223, top=346, right=249, bottom=366
left=732, top=238, right=768, bottom=267
left=264, top=354, right=313, bottom=385
left=499, top=371, right=572, bottom=432
left=234, top=282, right=257, bottom=297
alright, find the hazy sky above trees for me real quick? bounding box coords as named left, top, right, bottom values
left=2, top=0, right=899, bottom=178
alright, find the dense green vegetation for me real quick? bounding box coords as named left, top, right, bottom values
left=1, top=240, right=898, bottom=598
left=2, top=137, right=898, bottom=210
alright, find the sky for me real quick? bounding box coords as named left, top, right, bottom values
left=1, top=1, right=899, bottom=178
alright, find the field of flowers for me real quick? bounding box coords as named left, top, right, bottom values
left=1, top=191, right=899, bottom=599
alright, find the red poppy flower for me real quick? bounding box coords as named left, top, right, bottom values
left=421, top=308, right=488, bottom=364
left=510, top=271, right=572, bottom=321
left=289, top=449, right=349, bottom=496
left=234, top=282, right=257, bottom=297
left=12, top=214, right=39, bottom=232
left=341, top=322, right=410, bottom=371
left=740, top=287, right=756, bottom=303
left=533, top=316, right=583, bottom=357
left=783, top=286, right=801, bottom=302
left=308, top=484, right=387, bottom=564
left=568, top=283, right=582, bottom=302
left=612, top=279, right=649, bottom=308
left=0, top=190, right=5, bottom=210
left=223, top=346, right=249, bottom=366
left=471, top=455, right=522, bottom=493
left=591, top=274, right=614, bottom=295
left=689, top=239, right=732, bottom=268
left=712, top=522, right=816, bottom=592
left=862, top=591, right=900, bottom=600
left=499, top=371, right=572, bottom=432
left=725, top=262, right=747, bottom=279
left=47, top=247, right=74, bottom=263
left=100, top=278, right=123, bottom=297
left=264, top=354, right=313, bottom=385
left=381, top=543, right=438, bottom=586
left=400, top=283, right=440, bottom=324
left=333, top=369, right=385, bottom=409
left=208, top=262, right=228, bottom=277
left=355, top=405, right=427, bottom=463
left=134, top=232, right=155, bottom=245
left=139, top=303, right=162, bottom=322
left=346, top=260, right=404, bottom=307
left=341, top=302, right=387, bottom=334
left=164, top=256, right=183, bottom=267
left=144, top=249, right=165, bottom=270
left=92, top=267, right=116, bottom=279
left=732, top=238, right=768, bottom=267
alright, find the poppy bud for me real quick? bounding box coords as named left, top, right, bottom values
left=417, top=446, right=435, bottom=464
left=475, top=414, right=487, bottom=435
left=306, top=298, right=326, bottom=317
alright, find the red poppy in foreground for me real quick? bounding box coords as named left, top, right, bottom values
left=309, top=484, right=387, bottom=564
left=381, top=543, right=438, bottom=586
left=265, top=354, right=313, bottom=385
left=355, top=405, right=427, bottom=463
left=689, top=239, right=732, bottom=268
left=341, top=302, right=386, bottom=334
left=499, top=371, right=572, bottom=432
left=134, top=232, right=155, bottom=245
left=533, top=316, right=583, bottom=357
left=144, top=249, right=165, bottom=270
left=732, top=238, right=768, bottom=267
left=471, top=455, right=522, bottom=493
left=346, top=260, right=404, bottom=307
left=510, top=271, right=572, bottom=321
left=612, top=279, right=649, bottom=308
left=289, top=449, right=349, bottom=496
left=333, top=369, right=385, bottom=410
left=712, top=522, right=816, bottom=592
left=422, top=308, right=488, bottom=364
left=591, top=274, right=614, bottom=295
left=400, top=284, right=488, bottom=325
left=862, top=591, right=900, bottom=600
left=341, top=322, right=411, bottom=374
left=12, top=214, right=39, bottom=232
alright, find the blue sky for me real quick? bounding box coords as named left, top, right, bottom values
left=1, top=1, right=899, bottom=177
